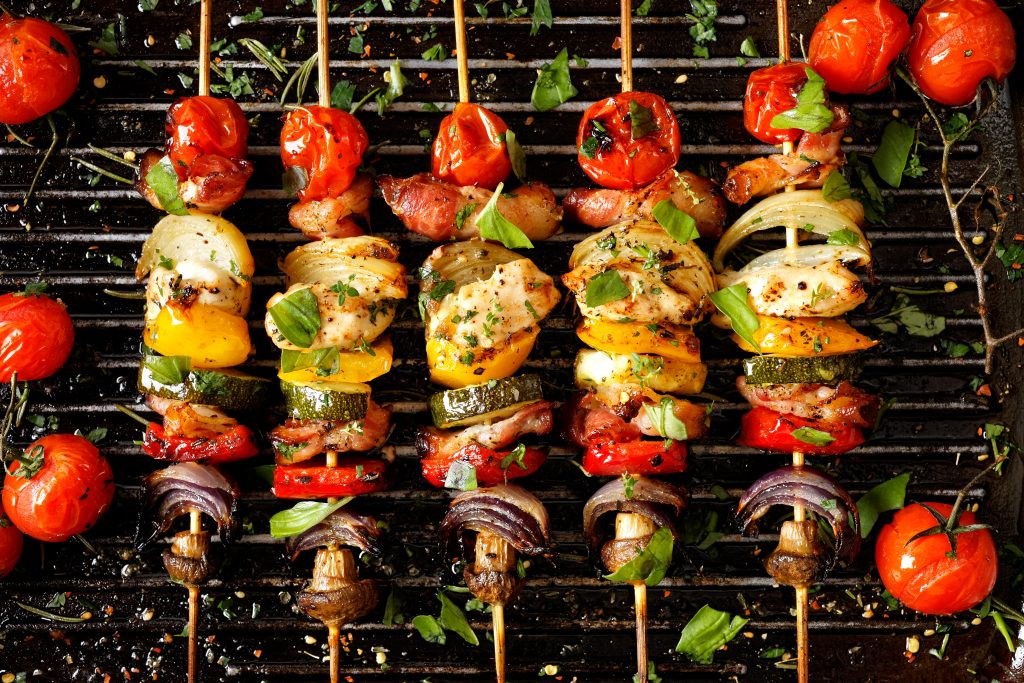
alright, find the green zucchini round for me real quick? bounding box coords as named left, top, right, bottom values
left=281, top=379, right=370, bottom=421
left=138, top=358, right=275, bottom=411
left=742, top=353, right=862, bottom=386
left=429, top=374, right=544, bottom=429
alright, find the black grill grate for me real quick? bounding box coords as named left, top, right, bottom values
left=1, top=1, right=1023, bottom=681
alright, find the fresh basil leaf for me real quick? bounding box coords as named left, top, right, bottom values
left=412, top=614, right=446, bottom=644
left=686, top=0, right=718, bottom=58
left=145, top=155, right=188, bottom=216
left=872, top=119, right=916, bottom=188
left=444, top=460, right=478, bottom=491
left=643, top=398, right=688, bottom=441
left=586, top=270, right=630, bottom=307
left=869, top=293, right=945, bottom=338
left=375, top=59, right=408, bottom=116
left=280, top=347, right=341, bottom=376
left=500, top=443, right=528, bottom=471
left=455, top=202, right=478, bottom=230
left=269, top=498, right=353, bottom=538
left=531, top=47, right=578, bottom=112
left=856, top=472, right=910, bottom=539
left=629, top=99, right=660, bottom=140
left=330, top=80, right=356, bottom=110
left=822, top=170, right=852, bottom=202
left=652, top=200, right=698, bottom=244
left=530, top=0, right=552, bottom=36
left=769, top=67, right=834, bottom=134
left=437, top=591, right=480, bottom=645
left=675, top=604, right=749, bottom=664
left=710, top=283, right=760, bottom=352
left=791, top=426, right=836, bottom=447
left=421, top=43, right=446, bottom=61
left=477, top=182, right=534, bottom=249
left=269, top=287, right=322, bottom=348
left=635, top=0, right=653, bottom=16
left=604, top=526, right=674, bottom=587
left=825, top=228, right=860, bottom=246
left=144, top=355, right=191, bottom=385
left=383, top=589, right=404, bottom=626
left=740, top=36, right=760, bottom=57
left=282, top=165, right=309, bottom=197
left=505, top=130, right=527, bottom=183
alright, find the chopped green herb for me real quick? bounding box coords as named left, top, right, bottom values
left=643, top=397, right=688, bottom=440
left=585, top=270, right=631, bottom=307
left=269, top=498, right=353, bottom=538
left=531, top=48, right=578, bottom=112
left=604, top=526, right=674, bottom=586
left=710, top=283, right=761, bottom=352
left=856, top=473, right=910, bottom=538
left=145, top=155, right=188, bottom=216
left=770, top=67, right=834, bottom=134
left=268, top=287, right=322, bottom=348
left=791, top=426, right=836, bottom=447
left=530, top=0, right=552, bottom=36
left=872, top=119, right=917, bottom=188
left=477, top=182, right=534, bottom=249
left=652, top=200, right=698, bottom=244
left=675, top=604, right=749, bottom=664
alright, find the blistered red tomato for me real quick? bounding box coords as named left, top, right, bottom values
left=743, top=63, right=814, bottom=145
left=0, top=511, right=23, bottom=577
left=281, top=105, right=369, bottom=202
left=431, top=102, right=512, bottom=190
left=0, top=290, right=74, bottom=382
left=3, top=434, right=115, bottom=542
left=576, top=91, right=680, bottom=190
left=876, top=502, right=997, bottom=615
left=0, top=14, right=80, bottom=125
left=908, top=0, right=1016, bottom=106
left=165, top=96, right=250, bottom=180
left=809, top=0, right=911, bottom=95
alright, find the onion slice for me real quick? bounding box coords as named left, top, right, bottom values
left=283, top=237, right=407, bottom=300
left=136, top=462, right=239, bottom=548
left=439, top=484, right=551, bottom=561
left=284, top=509, right=383, bottom=561
left=736, top=465, right=860, bottom=567
left=712, top=190, right=870, bottom=272
left=582, top=477, right=687, bottom=553
left=136, top=213, right=254, bottom=284
left=738, top=244, right=871, bottom=272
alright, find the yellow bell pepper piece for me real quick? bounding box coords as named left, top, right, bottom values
left=734, top=316, right=878, bottom=356
left=576, top=319, right=701, bottom=363
left=144, top=302, right=251, bottom=368
left=427, top=329, right=539, bottom=389
left=279, top=337, right=394, bottom=384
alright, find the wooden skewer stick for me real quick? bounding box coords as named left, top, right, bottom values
left=619, top=0, right=633, bottom=92
left=774, top=0, right=809, bottom=680
left=613, top=512, right=656, bottom=683
left=197, top=0, right=211, bottom=97
left=491, top=603, right=506, bottom=683
left=453, top=0, right=470, bottom=103
left=326, top=444, right=341, bottom=683
left=316, top=0, right=331, bottom=108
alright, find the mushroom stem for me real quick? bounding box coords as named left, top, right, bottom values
left=615, top=512, right=658, bottom=541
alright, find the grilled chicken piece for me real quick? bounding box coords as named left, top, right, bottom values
left=145, top=396, right=239, bottom=438
left=736, top=377, right=880, bottom=430
left=416, top=401, right=554, bottom=461
left=379, top=173, right=562, bottom=242
left=717, top=260, right=867, bottom=319
left=288, top=173, right=373, bottom=240
left=137, top=148, right=253, bottom=215
left=270, top=399, right=393, bottom=464
left=560, top=390, right=707, bottom=448
left=563, top=170, right=726, bottom=240
left=723, top=105, right=850, bottom=205
left=145, top=259, right=251, bottom=325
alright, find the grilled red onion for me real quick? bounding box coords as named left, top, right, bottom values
left=285, top=509, right=383, bottom=561
left=583, top=477, right=687, bottom=553
left=737, top=465, right=860, bottom=566
left=440, top=484, right=551, bottom=561
left=136, top=462, right=239, bottom=548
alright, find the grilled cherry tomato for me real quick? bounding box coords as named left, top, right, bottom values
left=582, top=439, right=687, bottom=477
left=142, top=422, right=260, bottom=463
left=743, top=62, right=811, bottom=145
left=0, top=290, right=74, bottom=382
left=737, top=407, right=865, bottom=455
left=576, top=91, right=680, bottom=190
left=273, top=457, right=390, bottom=499
left=908, top=0, right=1016, bottom=106
left=2, top=434, right=114, bottom=542
left=281, top=105, right=369, bottom=202
left=421, top=443, right=546, bottom=488
left=165, top=96, right=249, bottom=180
left=0, top=14, right=80, bottom=125
left=876, top=502, right=997, bottom=614
left=808, top=0, right=911, bottom=95
left=0, top=511, right=23, bottom=577
left=431, top=102, right=511, bottom=190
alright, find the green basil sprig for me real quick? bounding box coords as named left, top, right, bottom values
left=269, top=287, right=322, bottom=348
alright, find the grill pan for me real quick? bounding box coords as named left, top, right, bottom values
left=1, top=0, right=1024, bottom=680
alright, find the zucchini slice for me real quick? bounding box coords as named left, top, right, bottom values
left=742, top=353, right=863, bottom=386
left=429, top=374, right=544, bottom=429
left=575, top=349, right=707, bottom=396
left=281, top=379, right=370, bottom=421
left=138, top=357, right=275, bottom=411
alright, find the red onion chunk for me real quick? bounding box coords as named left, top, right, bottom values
left=285, top=509, right=383, bottom=561
left=137, top=462, right=239, bottom=548
left=440, top=484, right=551, bottom=561
left=582, top=476, right=687, bottom=553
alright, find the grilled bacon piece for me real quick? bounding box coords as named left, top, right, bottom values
left=416, top=401, right=554, bottom=462
left=270, top=399, right=393, bottom=464
left=736, top=377, right=880, bottom=430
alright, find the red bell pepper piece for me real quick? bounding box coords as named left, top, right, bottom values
left=273, top=457, right=390, bottom=499
left=142, top=422, right=260, bottom=463
left=421, top=443, right=546, bottom=488
left=737, top=407, right=865, bottom=455
left=582, top=439, right=687, bottom=477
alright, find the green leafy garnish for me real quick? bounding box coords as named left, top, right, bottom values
left=769, top=67, right=834, bottom=134
left=675, top=604, right=749, bottom=664
left=822, top=170, right=852, bottom=202
left=585, top=270, right=630, bottom=307
left=826, top=228, right=860, bottom=246
left=477, top=182, right=534, bottom=249
left=740, top=36, right=760, bottom=58
left=269, top=498, right=353, bottom=538
left=268, top=287, right=322, bottom=348
left=603, top=526, right=674, bottom=587
left=869, top=292, right=945, bottom=338
left=437, top=591, right=480, bottom=645
left=531, top=48, right=578, bottom=112
left=412, top=614, right=446, bottom=644
left=629, top=99, right=660, bottom=140
left=710, top=283, right=760, bottom=352
left=383, top=589, right=404, bottom=626
left=444, top=460, right=478, bottom=491
left=643, top=398, right=688, bottom=441
left=686, top=0, right=718, bottom=59
left=791, top=426, right=836, bottom=447
left=856, top=473, right=910, bottom=538
left=652, top=200, right=698, bottom=244
left=505, top=130, right=527, bottom=183
left=421, top=43, right=446, bottom=61
left=145, top=155, right=188, bottom=216
left=872, top=119, right=917, bottom=188
left=530, top=0, right=552, bottom=36
left=144, top=355, right=191, bottom=386
left=375, top=59, right=408, bottom=117
left=280, top=347, right=341, bottom=376
left=283, top=165, right=309, bottom=197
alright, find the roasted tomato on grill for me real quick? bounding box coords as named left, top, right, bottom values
left=808, top=0, right=911, bottom=95
left=431, top=102, right=512, bottom=190
left=876, top=502, right=997, bottom=614
left=576, top=91, right=681, bottom=190
left=0, top=289, right=74, bottom=382
left=742, top=62, right=812, bottom=145
left=907, top=0, right=1016, bottom=106
left=0, top=511, right=23, bottom=577
left=0, top=13, right=80, bottom=125
left=2, top=434, right=115, bottom=542
left=165, top=96, right=250, bottom=179
left=281, top=105, right=370, bottom=202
